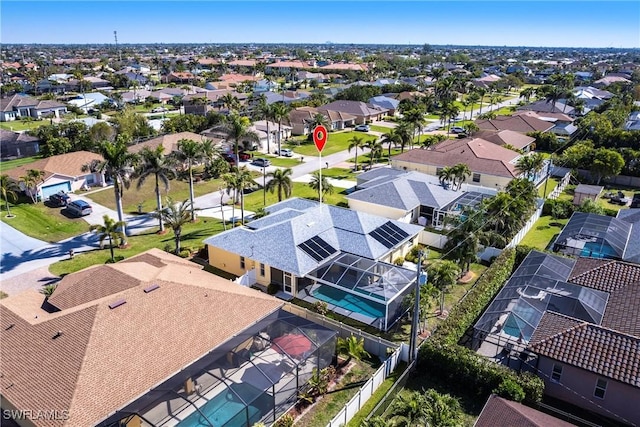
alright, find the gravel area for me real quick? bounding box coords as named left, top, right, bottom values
left=0, top=266, right=60, bottom=297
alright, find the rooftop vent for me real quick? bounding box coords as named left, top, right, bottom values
left=53, top=331, right=63, bottom=339
left=143, top=284, right=160, bottom=293
left=5, top=324, right=15, bottom=331
left=108, top=299, right=126, bottom=310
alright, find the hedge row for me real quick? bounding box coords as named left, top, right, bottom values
left=418, top=248, right=545, bottom=403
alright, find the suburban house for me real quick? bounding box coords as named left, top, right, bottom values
left=368, top=96, right=400, bottom=116
left=67, top=92, right=112, bottom=113
left=475, top=114, right=554, bottom=135
left=204, top=198, right=423, bottom=330
left=512, top=110, right=577, bottom=138
left=317, top=100, right=388, bottom=124
left=474, top=394, right=575, bottom=427
left=471, top=74, right=502, bottom=89
left=473, top=250, right=640, bottom=426
left=289, top=106, right=357, bottom=135
left=4, top=150, right=105, bottom=200
left=472, top=130, right=537, bottom=153
left=65, top=76, right=111, bottom=91
left=347, top=169, right=497, bottom=228
left=0, top=249, right=336, bottom=427
left=166, top=71, right=198, bottom=83
left=0, top=94, right=67, bottom=122
left=592, top=75, right=632, bottom=88
left=390, top=137, right=524, bottom=190
left=265, top=60, right=314, bottom=75
left=249, top=120, right=291, bottom=152
left=128, top=131, right=214, bottom=155
left=0, top=129, right=40, bottom=159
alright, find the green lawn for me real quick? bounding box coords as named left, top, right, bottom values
left=0, top=199, right=90, bottom=242
left=0, top=156, right=40, bottom=173
left=0, top=120, right=47, bottom=132
left=349, top=148, right=403, bottom=167
left=288, top=131, right=377, bottom=157
left=262, top=154, right=302, bottom=168
left=538, top=177, right=559, bottom=198
left=370, top=125, right=392, bottom=133
left=519, top=215, right=568, bottom=251
left=49, top=218, right=225, bottom=276
left=86, top=177, right=225, bottom=214
left=559, top=184, right=637, bottom=213
left=321, top=167, right=358, bottom=180
left=242, top=182, right=348, bottom=212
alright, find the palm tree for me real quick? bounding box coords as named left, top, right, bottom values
left=394, top=121, right=414, bottom=153
left=83, top=140, right=138, bottom=237
left=475, top=87, right=487, bottom=115
left=467, top=91, right=481, bottom=119
left=388, top=390, right=428, bottom=426
left=519, top=87, right=536, bottom=103
left=451, top=163, right=471, bottom=191
left=136, top=146, right=176, bottom=232
left=402, top=108, right=426, bottom=148
left=515, top=153, right=545, bottom=181
left=210, top=113, right=260, bottom=162
left=544, top=85, right=567, bottom=113
left=175, top=139, right=202, bottom=221
left=234, top=166, right=257, bottom=224
left=0, top=175, right=19, bottom=217
left=39, top=284, right=58, bottom=298
left=348, top=135, right=367, bottom=171
left=308, top=171, right=334, bottom=201
left=271, top=102, right=291, bottom=156
left=437, top=166, right=455, bottom=189
left=20, top=169, right=44, bottom=203
left=220, top=92, right=240, bottom=112
left=443, top=206, right=487, bottom=273
left=380, top=129, right=401, bottom=163
left=310, top=113, right=330, bottom=130
left=423, top=389, right=464, bottom=426
left=336, top=335, right=369, bottom=368
left=265, top=167, right=293, bottom=202
left=222, top=171, right=239, bottom=226
left=154, top=197, right=192, bottom=254
left=366, top=139, right=384, bottom=169
left=90, top=215, right=127, bottom=262
left=428, top=260, right=461, bottom=315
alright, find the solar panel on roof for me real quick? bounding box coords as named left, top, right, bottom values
left=298, top=236, right=337, bottom=262
left=369, top=221, right=410, bottom=249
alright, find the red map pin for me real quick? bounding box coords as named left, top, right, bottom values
left=313, top=125, right=328, bottom=153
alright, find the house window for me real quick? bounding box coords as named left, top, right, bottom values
left=260, top=263, right=265, bottom=277
left=594, top=379, right=607, bottom=399
left=240, top=256, right=245, bottom=270
left=472, top=173, right=481, bottom=183
left=436, top=167, right=443, bottom=175
left=551, top=364, right=562, bottom=383
left=283, top=272, right=293, bottom=294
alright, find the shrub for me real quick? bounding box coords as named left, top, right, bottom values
left=267, top=283, right=279, bottom=295
left=393, top=256, right=405, bottom=266
left=542, top=199, right=574, bottom=219
left=274, top=414, right=294, bottom=427
left=178, top=249, right=191, bottom=258
left=313, top=301, right=329, bottom=315
left=494, top=377, right=526, bottom=402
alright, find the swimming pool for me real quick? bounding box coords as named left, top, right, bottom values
left=178, top=389, right=261, bottom=427
left=580, top=241, right=617, bottom=259
left=313, top=285, right=385, bottom=319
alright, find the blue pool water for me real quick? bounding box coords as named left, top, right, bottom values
left=313, top=285, right=385, bottom=319
left=581, top=242, right=617, bottom=259
left=178, top=383, right=270, bottom=427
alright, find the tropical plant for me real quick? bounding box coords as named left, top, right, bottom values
left=308, top=170, right=334, bottom=201
left=388, top=390, right=428, bottom=426
left=422, top=389, right=465, bottom=426
left=271, top=102, right=291, bottom=156
left=265, top=167, right=293, bottom=202
left=175, top=138, right=202, bottom=221
left=90, top=215, right=127, bottom=262
left=20, top=169, right=45, bottom=203
left=39, top=284, right=58, bottom=298
left=394, top=121, right=414, bottom=153
left=153, top=197, right=192, bottom=254
left=222, top=171, right=239, bottom=225
left=210, top=113, right=260, bottom=161
left=336, top=335, right=369, bottom=367
left=515, top=153, right=545, bottom=181
left=381, top=129, right=401, bottom=162
left=83, top=139, right=138, bottom=237
left=136, top=146, right=176, bottom=232
left=234, top=166, right=257, bottom=224
left=428, top=260, right=461, bottom=315
left=402, top=107, right=427, bottom=148
left=348, top=135, right=367, bottom=171
left=437, top=166, right=455, bottom=189
left=450, top=163, right=471, bottom=190
left=402, top=281, right=438, bottom=333
left=310, top=112, right=330, bottom=129
left=367, top=139, right=384, bottom=168
left=220, top=92, right=240, bottom=112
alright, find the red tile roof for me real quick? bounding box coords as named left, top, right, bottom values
left=475, top=114, right=554, bottom=134
left=4, top=150, right=103, bottom=181
left=529, top=313, right=640, bottom=388
left=475, top=394, right=575, bottom=427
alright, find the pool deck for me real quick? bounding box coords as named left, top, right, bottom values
left=299, top=286, right=382, bottom=328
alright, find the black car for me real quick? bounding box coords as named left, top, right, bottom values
left=49, top=191, right=71, bottom=207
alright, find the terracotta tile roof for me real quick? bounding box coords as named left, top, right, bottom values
left=474, top=130, right=536, bottom=150
left=568, top=257, right=611, bottom=279
left=227, top=59, right=257, bottom=67
left=474, top=394, right=575, bottom=427
left=3, top=150, right=103, bottom=181
left=218, top=73, right=258, bottom=82
left=569, top=260, right=640, bottom=292
left=128, top=131, right=209, bottom=154
left=603, top=284, right=640, bottom=337
left=0, top=250, right=282, bottom=427
left=529, top=313, right=640, bottom=388
left=392, top=138, right=520, bottom=178
left=475, top=114, right=554, bottom=133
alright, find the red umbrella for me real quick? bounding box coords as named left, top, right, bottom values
left=273, top=333, right=313, bottom=359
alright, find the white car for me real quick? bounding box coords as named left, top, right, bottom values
left=354, top=124, right=370, bottom=132
left=151, top=107, right=167, bottom=113
left=276, top=148, right=293, bottom=157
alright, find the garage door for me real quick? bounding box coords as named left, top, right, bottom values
left=41, top=181, right=72, bottom=200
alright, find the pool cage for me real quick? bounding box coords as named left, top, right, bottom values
left=473, top=251, right=608, bottom=348
left=103, top=310, right=336, bottom=427
left=553, top=212, right=630, bottom=260
left=301, top=252, right=416, bottom=331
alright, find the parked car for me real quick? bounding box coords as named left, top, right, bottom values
left=49, top=191, right=71, bottom=207
left=222, top=153, right=236, bottom=166
left=67, top=200, right=93, bottom=217
left=238, top=151, right=251, bottom=161
left=450, top=126, right=466, bottom=134
left=275, top=148, right=293, bottom=157
left=354, top=124, right=370, bottom=132
left=252, top=158, right=271, bottom=167
left=151, top=107, right=167, bottom=113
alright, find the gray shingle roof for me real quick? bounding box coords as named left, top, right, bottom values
left=204, top=198, right=422, bottom=276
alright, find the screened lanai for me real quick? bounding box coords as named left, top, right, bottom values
left=474, top=251, right=609, bottom=345
left=553, top=212, right=631, bottom=259
left=299, top=253, right=416, bottom=331
left=106, top=310, right=336, bottom=427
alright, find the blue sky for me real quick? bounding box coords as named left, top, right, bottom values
left=2, top=1, right=639, bottom=48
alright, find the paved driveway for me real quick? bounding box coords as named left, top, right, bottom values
left=0, top=220, right=48, bottom=257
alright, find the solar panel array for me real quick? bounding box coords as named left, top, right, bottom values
left=298, top=236, right=337, bottom=262
left=369, top=222, right=409, bottom=248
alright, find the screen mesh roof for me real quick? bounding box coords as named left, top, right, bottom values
left=554, top=212, right=631, bottom=259
left=475, top=251, right=609, bottom=343
left=369, top=221, right=410, bottom=249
